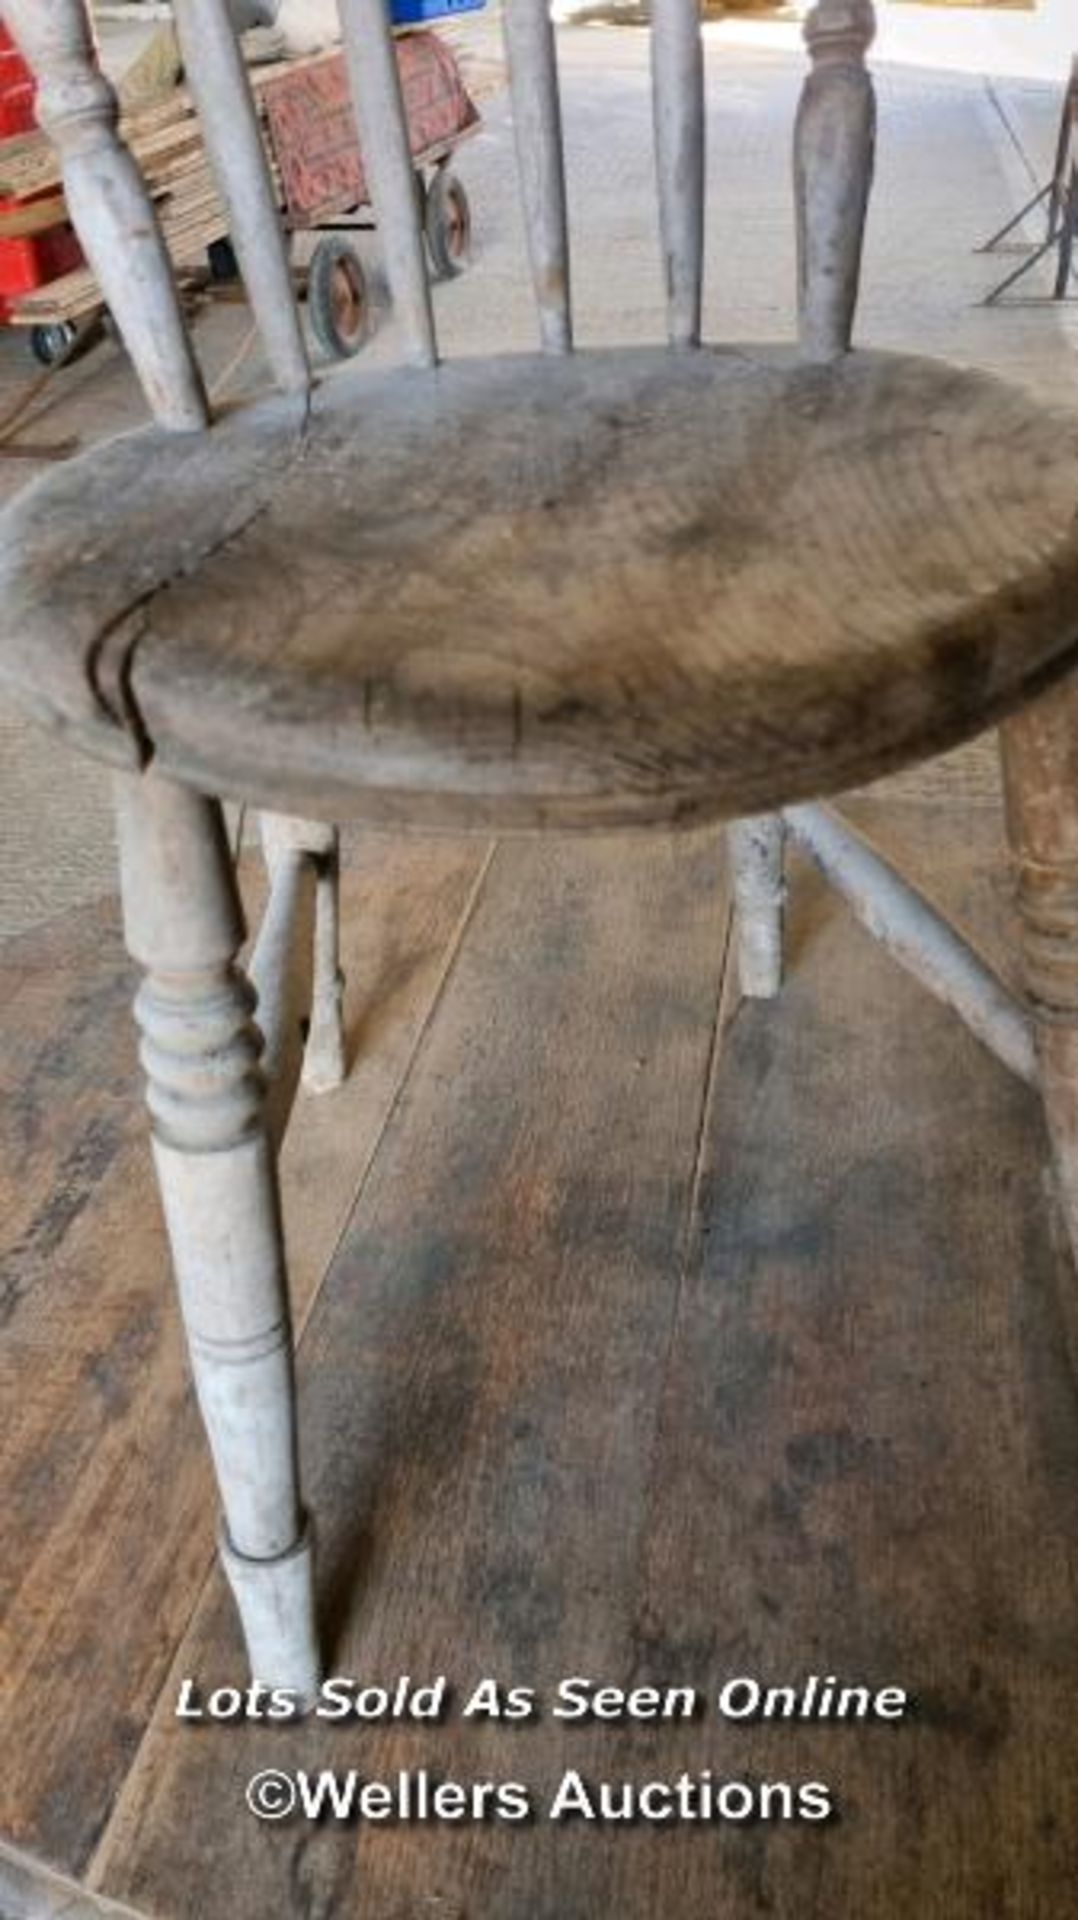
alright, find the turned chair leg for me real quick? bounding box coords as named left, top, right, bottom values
left=114, top=772, right=320, bottom=1700
left=304, top=826, right=346, bottom=1094
left=729, top=813, right=786, bottom=999
left=256, top=814, right=346, bottom=1100
left=1002, top=678, right=1078, bottom=1279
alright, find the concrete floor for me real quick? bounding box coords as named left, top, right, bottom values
left=0, top=27, right=1073, bottom=939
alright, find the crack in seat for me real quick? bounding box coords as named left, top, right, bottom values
left=4, top=344, right=1078, bottom=831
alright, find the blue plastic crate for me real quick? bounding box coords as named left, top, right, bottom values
left=391, top=0, right=485, bottom=23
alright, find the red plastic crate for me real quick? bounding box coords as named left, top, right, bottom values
left=0, top=25, right=35, bottom=134
left=0, top=218, right=84, bottom=320
left=0, top=88, right=35, bottom=142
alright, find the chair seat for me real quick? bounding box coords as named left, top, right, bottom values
left=3, top=344, right=1077, bottom=830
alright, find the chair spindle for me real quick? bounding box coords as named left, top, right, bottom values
left=651, top=0, right=705, bottom=348
left=338, top=0, right=438, bottom=369
left=502, top=0, right=572, bottom=355
left=173, top=0, right=310, bottom=397
left=794, top=0, right=877, bottom=362
left=1, top=0, right=208, bottom=431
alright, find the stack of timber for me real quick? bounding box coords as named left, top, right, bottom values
left=0, top=57, right=301, bottom=328
left=0, top=80, right=230, bottom=324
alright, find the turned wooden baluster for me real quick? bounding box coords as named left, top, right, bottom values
left=1, top=0, right=207, bottom=430
left=503, top=0, right=572, bottom=353
left=171, top=0, right=309, bottom=395
left=1002, top=685, right=1078, bottom=1340
left=795, top=0, right=877, bottom=362
left=114, top=772, right=319, bottom=1698
left=734, top=0, right=876, bottom=998
left=338, top=0, right=437, bottom=368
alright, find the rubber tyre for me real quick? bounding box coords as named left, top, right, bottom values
left=307, top=236, right=371, bottom=360
left=207, top=235, right=240, bottom=283
left=424, top=169, right=472, bottom=280
left=29, top=321, right=78, bottom=368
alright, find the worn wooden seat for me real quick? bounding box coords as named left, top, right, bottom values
left=5, top=344, right=1078, bottom=829
left=5, top=0, right=1078, bottom=1709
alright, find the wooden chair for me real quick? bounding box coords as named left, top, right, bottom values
left=2, top=0, right=1077, bottom=1704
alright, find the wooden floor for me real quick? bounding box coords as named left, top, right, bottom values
left=3, top=799, right=1078, bottom=1919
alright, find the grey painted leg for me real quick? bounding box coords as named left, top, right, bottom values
left=304, top=826, right=346, bottom=1094
left=114, top=772, right=320, bottom=1700
left=785, top=802, right=1034, bottom=1085
left=253, top=815, right=346, bottom=1120
left=729, top=813, right=786, bottom=1000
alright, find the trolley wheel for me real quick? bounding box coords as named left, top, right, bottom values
left=207, top=235, right=240, bottom=283
left=424, top=168, right=471, bottom=279
left=306, top=235, right=371, bottom=360
left=29, top=321, right=79, bottom=368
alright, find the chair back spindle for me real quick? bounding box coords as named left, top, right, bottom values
left=172, top=0, right=310, bottom=398
left=338, top=0, right=438, bottom=369
left=502, top=0, right=572, bottom=355
left=794, top=0, right=877, bottom=362
left=1, top=0, right=208, bottom=432
left=651, top=0, right=705, bottom=348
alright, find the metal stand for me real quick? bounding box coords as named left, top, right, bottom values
left=978, top=58, right=1077, bottom=306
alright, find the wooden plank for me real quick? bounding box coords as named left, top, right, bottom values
left=0, top=195, right=67, bottom=240
left=0, top=833, right=491, bottom=1876
left=9, top=269, right=105, bottom=323
left=89, top=805, right=1078, bottom=1918
left=88, top=829, right=732, bottom=1914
